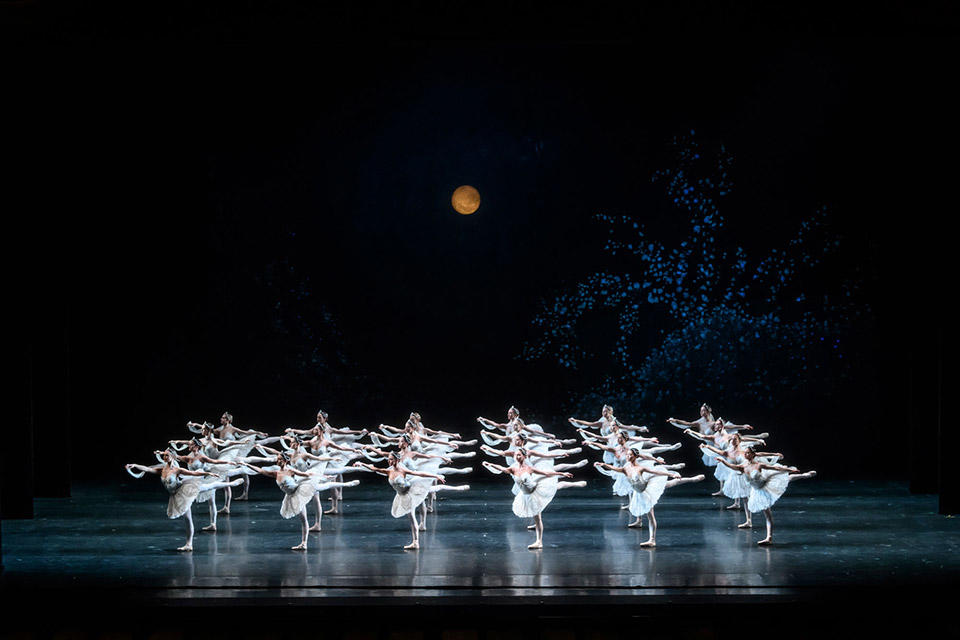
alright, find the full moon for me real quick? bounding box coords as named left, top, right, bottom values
left=451, top=185, right=481, bottom=215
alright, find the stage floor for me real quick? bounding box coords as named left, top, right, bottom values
left=3, top=479, right=958, bottom=602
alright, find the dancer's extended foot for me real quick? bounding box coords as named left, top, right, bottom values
left=738, top=522, right=752, bottom=529
left=177, top=544, right=193, bottom=552
left=201, top=523, right=217, bottom=532
left=711, top=490, right=723, bottom=496
left=757, top=537, right=772, bottom=546
left=526, top=524, right=537, bottom=530
left=527, top=541, right=543, bottom=550
left=309, top=522, right=322, bottom=532
left=291, top=542, right=307, bottom=551
left=726, top=502, right=740, bottom=510
left=639, top=540, right=656, bottom=547
left=620, top=504, right=630, bottom=510
left=404, top=541, right=420, bottom=550
left=234, top=494, right=248, bottom=501
left=627, top=519, right=643, bottom=528
left=218, top=506, right=230, bottom=514
left=323, top=507, right=339, bottom=515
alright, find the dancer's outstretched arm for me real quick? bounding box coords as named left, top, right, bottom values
left=753, top=451, right=783, bottom=459
left=327, top=426, right=368, bottom=436
left=402, top=469, right=445, bottom=482
left=529, top=449, right=574, bottom=459
left=568, top=417, right=602, bottom=428
left=714, top=456, right=746, bottom=473
left=352, top=461, right=390, bottom=476
left=422, top=426, right=461, bottom=438
left=481, top=445, right=511, bottom=458
left=529, top=467, right=573, bottom=478
left=700, top=443, right=726, bottom=457
left=482, top=461, right=512, bottom=474
left=741, top=433, right=769, bottom=441
left=410, top=451, right=452, bottom=463
left=477, top=417, right=507, bottom=429
left=241, top=462, right=279, bottom=479
left=521, top=423, right=551, bottom=437
left=582, top=440, right=614, bottom=453
left=759, top=462, right=799, bottom=473
left=178, top=468, right=219, bottom=478
left=625, top=435, right=658, bottom=444
left=125, top=463, right=163, bottom=475
left=616, top=420, right=649, bottom=433
left=359, top=444, right=392, bottom=458
left=379, top=423, right=404, bottom=434
left=683, top=429, right=713, bottom=442
left=577, top=428, right=602, bottom=442
left=635, top=452, right=666, bottom=464
left=667, top=417, right=697, bottom=428
left=419, top=434, right=458, bottom=447
left=326, top=440, right=362, bottom=453
left=284, top=427, right=316, bottom=435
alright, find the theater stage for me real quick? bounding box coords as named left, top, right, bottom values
left=2, top=480, right=958, bottom=635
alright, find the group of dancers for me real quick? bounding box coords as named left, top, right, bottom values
left=125, top=403, right=815, bottom=551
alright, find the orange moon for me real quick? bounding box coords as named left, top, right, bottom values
left=451, top=185, right=481, bottom=215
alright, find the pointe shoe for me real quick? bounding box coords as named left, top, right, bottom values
left=201, top=524, right=217, bottom=532
left=627, top=520, right=643, bottom=528
left=404, top=542, right=420, bottom=550
left=639, top=540, right=656, bottom=548
left=218, top=507, right=230, bottom=515
left=345, top=480, right=360, bottom=487
left=527, top=541, right=543, bottom=550
left=526, top=524, right=537, bottom=530
left=725, top=503, right=740, bottom=510
left=177, top=544, right=193, bottom=552
left=291, top=543, right=308, bottom=551
left=757, top=538, right=772, bottom=546
left=309, top=523, right=322, bottom=532
left=738, top=522, right=752, bottom=529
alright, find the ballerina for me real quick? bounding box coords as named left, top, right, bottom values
left=169, top=437, right=252, bottom=531
left=477, top=406, right=555, bottom=440
left=595, top=450, right=705, bottom=546
left=288, top=427, right=367, bottom=515
left=285, top=411, right=369, bottom=512
left=568, top=404, right=649, bottom=439
left=580, top=431, right=683, bottom=510
left=713, top=446, right=816, bottom=545
left=482, top=447, right=586, bottom=549
left=381, top=412, right=463, bottom=441
left=682, top=420, right=767, bottom=497
left=241, top=453, right=360, bottom=550
left=169, top=425, right=262, bottom=513
left=699, top=434, right=783, bottom=525
left=353, top=452, right=470, bottom=550
left=125, top=449, right=245, bottom=551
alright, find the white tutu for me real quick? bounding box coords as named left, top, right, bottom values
left=279, top=477, right=316, bottom=519
left=746, top=469, right=791, bottom=512
left=389, top=474, right=433, bottom=517
left=512, top=472, right=558, bottom=517
left=626, top=470, right=667, bottom=516
left=721, top=470, right=751, bottom=499
left=166, top=480, right=203, bottom=518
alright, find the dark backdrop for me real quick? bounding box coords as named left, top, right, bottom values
left=6, top=2, right=953, bottom=482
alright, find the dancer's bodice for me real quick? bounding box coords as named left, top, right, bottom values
left=162, top=471, right=183, bottom=493
left=515, top=472, right=538, bottom=494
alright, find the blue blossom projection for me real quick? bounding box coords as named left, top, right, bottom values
left=521, top=132, right=865, bottom=420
